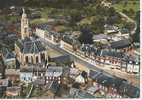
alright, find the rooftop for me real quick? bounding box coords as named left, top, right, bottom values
left=15, top=37, right=45, bottom=54
left=46, top=66, right=63, bottom=77
left=110, top=39, right=131, bottom=49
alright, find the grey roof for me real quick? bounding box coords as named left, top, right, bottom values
left=49, top=80, right=60, bottom=94
left=110, top=39, right=131, bottom=49
left=20, top=65, right=47, bottom=73
left=89, top=70, right=102, bottom=80
left=15, top=37, right=45, bottom=54
left=69, top=88, right=95, bottom=98
left=2, top=48, right=15, bottom=59
left=51, top=55, right=72, bottom=64
left=119, top=81, right=140, bottom=98
left=100, top=49, right=124, bottom=58
left=0, top=79, right=9, bottom=87
left=45, top=66, right=63, bottom=77
left=93, top=34, right=108, bottom=40
left=86, top=86, right=99, bottom=94
left=128, top=54, right=140, bottom=64
left=89, top=70, right=126, bottom=89
left=122, top=54, right=140, bottom=64
left=33, top=78, right=45, bottom=86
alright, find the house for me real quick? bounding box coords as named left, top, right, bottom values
left=20, top=64, right=47, bottom=83
left=110, top=39, right=131, bottom=49
left=89, top=70, right=102, bottom=81
left=104, top=24, right=119, bottom=34
left=126, top=54, right=140, bottom=73
left=5, top=86, right=21, bottom=97
left=2, top=48, right=16, bottom=69
left=69, top=67, right=80, bottom=79
left=118, top=81, right=140, bottom=98
left=20, top=68, right=33, bottom=83
left=5, top=69, right=20, bottom=82
left=86, top=86, right=99, bottom=95
left=45, top=66, right=63, bottom=84
left=75, top=75, right=85, bottom=84
left=33, top=78, right=46, bottom=87
left=89, top=70, right=126, bottom=97
left=69, top=88, right=95, bottom=98
left=0, top=79, right=9, bottom=97
left=35, top=23, right=52, bottom=39
left=98, top=49, right=124, bottom=68
left=93, top=34, right=108, bottom=42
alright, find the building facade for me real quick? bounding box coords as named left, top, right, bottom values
left=15, top=8, right=47, bottom=65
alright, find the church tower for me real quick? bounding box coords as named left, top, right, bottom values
left=21, top=8, right=29, bottom=39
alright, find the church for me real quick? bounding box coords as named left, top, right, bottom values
left=15, top=8, right=47, bottom=65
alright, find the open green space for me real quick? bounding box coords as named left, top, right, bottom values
left=112, top=0, right=140, bottom=12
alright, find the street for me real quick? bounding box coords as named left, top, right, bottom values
left=41, top=37, right=140, bottom=87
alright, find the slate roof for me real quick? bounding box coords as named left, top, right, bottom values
left=33, top=78, right=45, bottom=86
left=20, top=65, right=47, bottom=73
left=89, top=70, right=102, bottom=80
left=127, top=54, right=140, bottom=64
left=2, top=48, right=15, bottom=60
left=36, top=23, right=49, bottom=30
left=80, top=44, right=98, bottom=54
left=0, top=79, right=8, bottom=87
left=93, top=34, right=108, bottom=41
left=15, top=37, right=45, bottom=54
left=122, top=54, right=140, bottom=64
left=69, top=88, right=95, bottom=98
left=49, top=80, right=60, bottom=94
left=62, top=35, right=74, bottom=45
left=77, top=90, right=95, bottom=98
left=119, top=81, right=140, bottom=98
left=99, top=49, right=124, bottom=58
left=89, top=70, right=126, bottom=89
left=86, top=86, right=99, bottom=94
left=45, top=66, right=63, bottom=77
left=110, top=39, right=131, bottom=49
left=51, top=55, right=72, bottom=64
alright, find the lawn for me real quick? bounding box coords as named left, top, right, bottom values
left=112, top=0, right=140, bottom=12
left=31, top=18, right=48, bottom=24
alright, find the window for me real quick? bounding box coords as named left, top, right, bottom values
left=25, top=56, right=28, bottom=63
left=24, top=28, right=27, bottom=33
left=40, top=53, right=45, bottom=62
left=36, top=56, right=39, bottom=63
left=31, top=56, right=33, bottom=63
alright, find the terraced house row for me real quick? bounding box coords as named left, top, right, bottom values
left=35, top=24, right=140, bottom=74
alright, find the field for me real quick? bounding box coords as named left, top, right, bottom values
left=112, top=0, right=140, bottom=12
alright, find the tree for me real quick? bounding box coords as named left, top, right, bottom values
left=78, top=28, right=93, bottom=44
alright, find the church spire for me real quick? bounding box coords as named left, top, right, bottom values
left=22, top=8, right=25, bottom=13
left=21, top=8, right=29, bottom=39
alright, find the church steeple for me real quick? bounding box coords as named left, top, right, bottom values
left=21, top=8, right=29, bottom=39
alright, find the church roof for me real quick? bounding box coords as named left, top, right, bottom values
left=15, top=37, right=45, bottom=54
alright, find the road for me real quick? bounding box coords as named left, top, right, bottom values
left=41, top=38, right=140, bottom=87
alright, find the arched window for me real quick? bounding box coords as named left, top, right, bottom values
left=25, top=56, right=28, bottom=63
left=40, top=53, right=45, bottom=62
left=24, top=28, right=27, bottom=33
left=36, top=56, right=39, bottom=63
left=31, top=56, right=33, bottom=64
